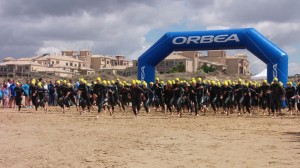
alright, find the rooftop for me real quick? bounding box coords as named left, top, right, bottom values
left=226, top=55, right=248, bottom=60
left=165, top=54, right=193, bottom=60
left=3, top=57, right=15, bottom=61
left=33, top=67, right=73, bottom=73
left=0, top=61, right=43, bottom=66
left=36, top=55, right=84, bottom=62
left=92, top=54, right=130, bottom=61
left=99, top=66, right=131, bottom=70
left=199, top=60, right=227, bottom=66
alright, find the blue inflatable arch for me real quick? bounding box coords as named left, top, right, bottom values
left=138, top=28, right=288, bottom=84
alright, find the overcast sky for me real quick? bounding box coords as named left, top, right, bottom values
left=0, top=0, right=299, bottom=75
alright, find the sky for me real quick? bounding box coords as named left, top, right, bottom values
left=0, top=0, right=300, bottom=75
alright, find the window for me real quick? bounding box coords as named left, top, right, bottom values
left=79, top=63, right=81, bottom=67
left=52, top=61, right=54, bottom=65
left=66, top=62, right=69, bottom=66
left=25, top=66, right=29, bottom=70
left=75, top=64, right=77, bottom=67
left=136, top=63, right=138, bottom=66
left=70, top=63, right=73, bottom=66
left=56, top=61, right=59, bottom=64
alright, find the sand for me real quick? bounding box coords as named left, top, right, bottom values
left=0, top=107, right=299, bottom=168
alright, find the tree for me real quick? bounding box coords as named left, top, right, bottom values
left=167, top=64, right=186, bottom=73
left=177, top=64, right=185, bottom=72
left=199, top=64, right=216, bottom=73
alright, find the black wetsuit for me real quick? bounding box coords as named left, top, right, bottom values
left=93, top=83, right=107, bottom=113
left=14, top=86, right=24, bottom=111
left=130, top=86, right=144, bottom=115
left=285, top=86, right=295, bottom=111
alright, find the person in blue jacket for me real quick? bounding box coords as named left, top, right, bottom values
left=0, top=85, right=3, bottom=107
left=22, top=80, right=30, bottom=108
left=9, top=80, right=16, bottom=108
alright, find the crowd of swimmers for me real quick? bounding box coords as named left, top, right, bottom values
left=1, top=77, right=300, bottom=118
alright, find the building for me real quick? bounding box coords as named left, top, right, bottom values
left=90, top=54, right=131, bottom=71
left=129, top=50, right=249, bottom=76
left=0, top=60, right=73, bottom=78
left=200, top=50, right=227, bottom=65
left=175, top=51, right=200, bottom=72
left=200, top=50, right=250, bottom=75
left=1, top=49, right=249, bottom=78
left=1, top=52, right=95, bottom=77
left=156, top=53, right=194, bottom=73
left=61, top=49, right=92, bottom=69
left=198, top=60, right=227, bottom=72
left=226, top=54, right=250, bottom=75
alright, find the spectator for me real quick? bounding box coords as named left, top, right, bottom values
left=9, top=80, right=16, bottom=108
left=22, top=79, right=31, bottom=108
left=0, top=85, right=3, bottom=108
left=2, top=84, right=10, bottom=108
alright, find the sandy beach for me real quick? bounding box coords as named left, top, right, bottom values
left=0, top=107, right=299, bottom=168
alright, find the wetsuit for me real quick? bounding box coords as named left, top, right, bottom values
left=130, top=85, right=144, bottom=115
left=189, top=85, right=198, bottom=115
left=14, top=86, right=24, bottom=111
left=285, top=86, right=295, bottom=111
left=93, top=83, right=107, bottom=113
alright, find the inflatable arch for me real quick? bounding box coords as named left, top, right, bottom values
left=138, top=28, right=288, bottom=85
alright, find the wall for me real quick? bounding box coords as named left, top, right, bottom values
left=226, top=59, right=239, bottom=74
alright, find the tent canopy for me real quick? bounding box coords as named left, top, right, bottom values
left=251, top=69, right=267, bottom=80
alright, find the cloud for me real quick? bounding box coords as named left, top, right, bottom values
left=0, top=0, right=299, bottom=75
left=288, top=63, right=300, bottom=76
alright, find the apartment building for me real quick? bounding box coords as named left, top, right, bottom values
left=226, top=54, right=250, bottom=75
left=35, top=55, right=86, bottom=73
left=198, top=60, right=227, bottom=72
left=62, top=49, right=92, bottom=69
left=91, top=55, right=131, bottom=71
left=1, top=49, right=249, bottom=78
left=156, top=53, right=194, bottom=73
left=0, top=60, right=73, bottom=78
left=200, top=50, right=250, bottom=75
left=1, top=52, right=95, bottom=77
